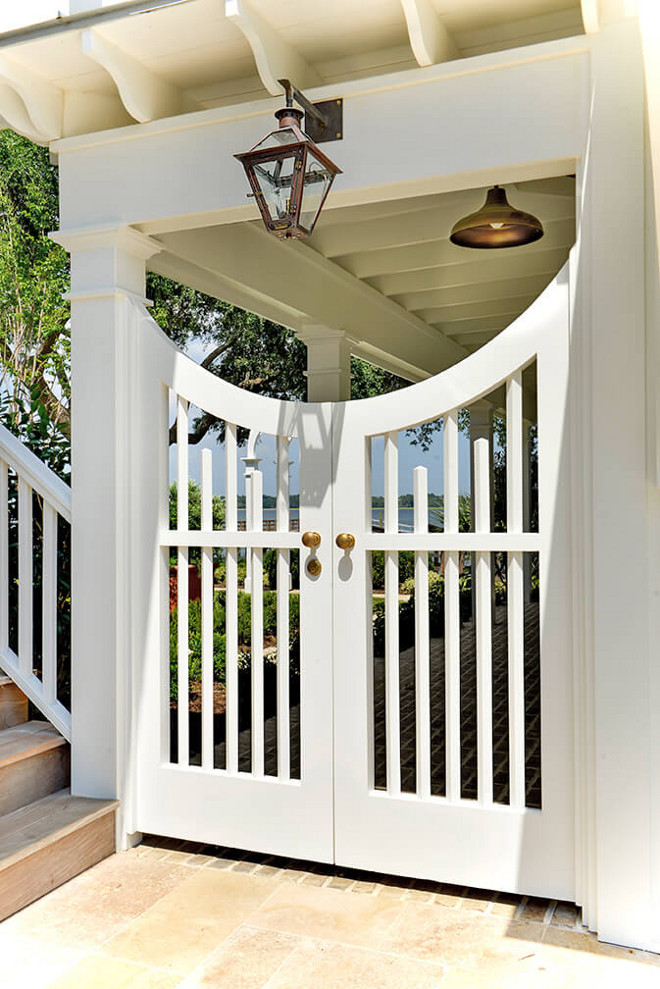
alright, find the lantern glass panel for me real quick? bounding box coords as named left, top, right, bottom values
left=251, top=127, right=299, bottom=152
left=300, top=150, right=334, bottom=232
left=252, top=153, right=299, bottom=224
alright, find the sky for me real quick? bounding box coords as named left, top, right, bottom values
left=170, top=337, right=472, bottom=501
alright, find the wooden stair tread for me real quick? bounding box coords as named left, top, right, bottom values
left=0, top=677, right=13, bottom=688
left=0, top=721, right=66, bottom=768
left=0, top=789, right=118, bottom=869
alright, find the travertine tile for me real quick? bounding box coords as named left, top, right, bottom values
left=248, top=882, right=405, bottom=948
left=381, top=901, right=545, bottom=973
left=4, top=856, right=189, bottom=950
left=543, top=926, right=660, bottom=965
left=103, top=869, right=274, bottom=974
left=49, top=954, right=181, bottom=988
left=266, top=939, right=446, bottom=989
left=180, top=925, right=298, bottom=988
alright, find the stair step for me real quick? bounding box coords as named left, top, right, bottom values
left=0, top=722, right=69, bottom=816
left=0, top=789, right=117, bottom=921
left=0, top=677, right=28, bottom=730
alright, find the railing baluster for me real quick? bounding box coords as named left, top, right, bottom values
left=443, top=411, right=461, bottom=802
left=276, top=436, right=290, bottom=780
left=225, top=422, right=238, bottom=774
left=414, top=465, right=430, bottom=800
left=42, top=503, right=58, bottom=706
left=384, top=431, right=401, bottom=795
left=0, top=460, right=7, bottom=658
left=201, top=448, right=214, bottom=771
left=18, top=478, right=33, bottom=679
left=251, top=469, right=264, bottom=777
left=176, top=396, right=189, bottom=766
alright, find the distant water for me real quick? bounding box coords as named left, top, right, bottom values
left=237, top=507, right=442, bottom=531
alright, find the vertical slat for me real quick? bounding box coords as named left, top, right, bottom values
left=225, top=423, right=239, bottom=773
left=18, top=478, right=32, bottom=678
left=522, top=419, right=533, bottom=602
left=42, top=503, right=58, bottom=706
left=251, top=469, right=264, bottom=777
left=473, top=418, right=493, bottom=806
left=384, top=431, right=400, bottom=795
left=507, top=372, right=526, bottom=807
left=276, top=436, right=290, bottom=780
left=176, top=397, right=189, bottom=766
left=201, top=448, right=214, bottom=770
left=507, top=371, right=524, bottom=532
left=443, top=411, right=460, bottom=801
left=444, top=411, right=458, bottom=532
left=0, top=461, right=7, bottom=656
left=365, top=438, right=375, bottom=785
left=414, top=466, right=430, bottom=800
left=508, top=551, right=526, bottom=807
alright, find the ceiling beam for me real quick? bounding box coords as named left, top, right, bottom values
left=0, top=53, right=62, bottom=140
left=400, top=0, right=458, bottom=67
left=367, top=246, right=570, bottom=296
left=225, top=0, right=321, bottom=96
left=156, top=221, right=467, bottom=378
left=81, top=28, right=194, bottom=123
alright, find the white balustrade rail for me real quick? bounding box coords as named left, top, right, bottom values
left=0, top=422, right=71, bottom=740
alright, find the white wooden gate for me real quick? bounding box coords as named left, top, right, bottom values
left=133, top=265, right=573, bottom=898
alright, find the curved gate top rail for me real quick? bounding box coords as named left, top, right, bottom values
left=139, top=262, right=569, bottom=434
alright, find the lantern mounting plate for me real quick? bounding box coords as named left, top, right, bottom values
left=278, top=78, right=343, bottom=144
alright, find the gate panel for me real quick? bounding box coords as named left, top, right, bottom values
left=332, top=267, right=574, bottom=898
left=133, top=311, right=334, bottom=861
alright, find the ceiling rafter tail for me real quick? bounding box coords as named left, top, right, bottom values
left=0, top=83, right=48, bottom=144
left=0, top=54, right=62, bottom=140
left=400, top=0, right=458, bottom=67
left=81, top=28, right=194, bottom=124
left=225, top=0, right=321, bottom=96
left=581, top=0, right=600, bottom=33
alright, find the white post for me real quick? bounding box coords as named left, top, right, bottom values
left=573, top=17, right=653, bottom=948
left=51, top=224, right=161, bottom=848
left=295, top=324, right=352, bottom=402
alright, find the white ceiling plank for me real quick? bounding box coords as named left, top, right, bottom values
left=337, top=217, right=575, bottom=279
left=400, top=0, right=458, bottom=67
left=81, top=28, right=195, bottom=123
left=367, top=246, right=570, bottom=296
left=394, top=274, right=552, bottom=311
left=434, top=315, right=512, bottom=337
left=225, top=0, right=321, bottom=96
left=156, top=221, right=468, bottom=378
left=0, top=53, right=62, bottom=140
left=415, top=295, right=536, bottom=324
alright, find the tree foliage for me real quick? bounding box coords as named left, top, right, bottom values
left=0, top=131, right=71, bottom=470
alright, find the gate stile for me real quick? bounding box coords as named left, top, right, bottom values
left=133, top=264, right=574, bottom=898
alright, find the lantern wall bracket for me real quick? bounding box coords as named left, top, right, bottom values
left=278, top=78, right=343, bottom=144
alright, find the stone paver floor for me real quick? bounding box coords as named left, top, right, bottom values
left=1, top=835, right=659, bottom=987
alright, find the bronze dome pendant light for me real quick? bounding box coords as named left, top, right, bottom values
left=450, top=185, right=544, bottom=249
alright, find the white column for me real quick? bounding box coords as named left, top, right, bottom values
left=573, top=18, right=653, bottom=948
left=295, top=324, right=352, bottom=402
left=51, top=224, right=161, bottom=847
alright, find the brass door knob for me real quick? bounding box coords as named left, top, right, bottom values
left=302, top=531, right=321, bottom=548
left=335, top=533, right=355, bottom=551
left=307, top=558, right=322, bottom=576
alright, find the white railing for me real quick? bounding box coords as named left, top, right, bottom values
left=0, top=423, right=71, bottom=740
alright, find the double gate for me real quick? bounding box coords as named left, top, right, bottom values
left=133, top=265, right=574, bottom=899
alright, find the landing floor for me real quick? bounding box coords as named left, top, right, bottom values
left=1, top=836, right=658, bottom=987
